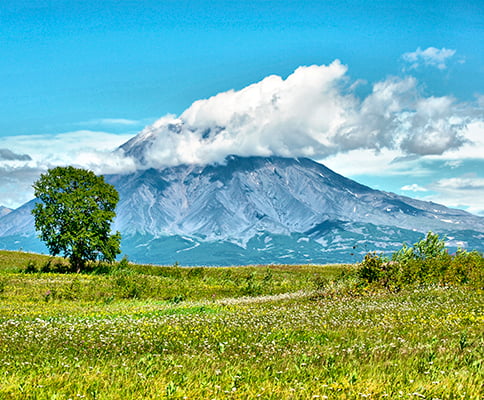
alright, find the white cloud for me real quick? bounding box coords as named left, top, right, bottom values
left=0, top=131, right=137, bottom=208
left=432, top=176, right=484, bottom=191
left=322, top=148, right=417, bottom=178
left=123, top=61, right=478, bottom=170
left=402, top=47, right=457, bottom=70
left=436, top=121, right=484, bottom=160
left=401, top=184, right=428, bottom=192
left=399, top=96, right=467, bottom=155
left=1, top=131, right=133, bottom=155
left=122, top=61, right=354, bottom=166
left=444, top=160, right=463, bottom=169
left=427, top=175, right=484, bottom=215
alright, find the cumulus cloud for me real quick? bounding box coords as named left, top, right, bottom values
left=122, top=60, right=477, bottom=169
left=402, top=47, right=457, bottom=70
left=439, top=121, right=484, bottom=160
left=398, top=96, right=468, bottom=155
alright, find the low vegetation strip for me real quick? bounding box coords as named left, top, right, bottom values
left=0, top=238, right=482, bottom=399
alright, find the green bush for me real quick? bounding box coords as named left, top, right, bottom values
left=242, top=271, right=262, bottom=295
left=187, top=267, right=205, bottom=279
left=41, top=259, right=72, bottom=274
left=23, top=261, right=39, bottom=273
left=21, top=258, right=74, bottom=274
left=445, top=249, right=484, bottom=288
left=357, top=252, right=387, bottom=283
left=358, top=232, right=483, bottom=289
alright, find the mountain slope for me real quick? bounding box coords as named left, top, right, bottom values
left=0, top=206, right=12, bottom=218
left=0, top=156, right=483, bottom=265
left=108, top=156, right=484, bottom=240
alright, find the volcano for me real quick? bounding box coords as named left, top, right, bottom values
left=1, top=154, right=483, bottom=265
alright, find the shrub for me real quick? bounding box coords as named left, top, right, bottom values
left=23, top=261, right=39, bottom=273
left=21, top=258, right=73, bottom=274
left=187, top=267, right=205, bottom=279
left=167, top=294, right=186, bottom=304
left=40, top=259, right=72, bottom=274
left=445, top=249, right=484, bottom=288
left=357, top=232, right=483, bottom=289
left=313, top=274, right=329, bottom=291
left=358, top=252, right=387, bottom=283
left=242, top=272, right=263, bottom=296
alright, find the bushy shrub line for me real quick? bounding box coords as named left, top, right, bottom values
left=358, top=232, right=484, bottom=290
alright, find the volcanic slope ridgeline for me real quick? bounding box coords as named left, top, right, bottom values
left=0, top=155, right=483, bottom=265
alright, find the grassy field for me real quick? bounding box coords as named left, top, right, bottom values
left=0, top=250, right=482, bottom=399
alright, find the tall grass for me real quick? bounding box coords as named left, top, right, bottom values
left=0, top=249, right=482, bottom=399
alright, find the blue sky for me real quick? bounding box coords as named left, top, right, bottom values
left=0, top=0, right=483, bottom=214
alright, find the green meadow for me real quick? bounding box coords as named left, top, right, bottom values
left=0, top=250, right=482, bottom=399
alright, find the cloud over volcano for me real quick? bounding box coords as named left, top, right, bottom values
left=123, top=60, right=473, bottom=169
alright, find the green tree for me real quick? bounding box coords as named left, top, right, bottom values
left=32, top=166, right=121, bottom=272
left=393, top=231, right=446, bottom=263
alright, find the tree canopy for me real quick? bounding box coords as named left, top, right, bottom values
left=32, top=166, right=121, bottom=272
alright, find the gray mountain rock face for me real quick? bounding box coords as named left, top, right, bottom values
left=1, top=155, right=483, bottom=265
left=108, top=155, right=484, bottom=239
